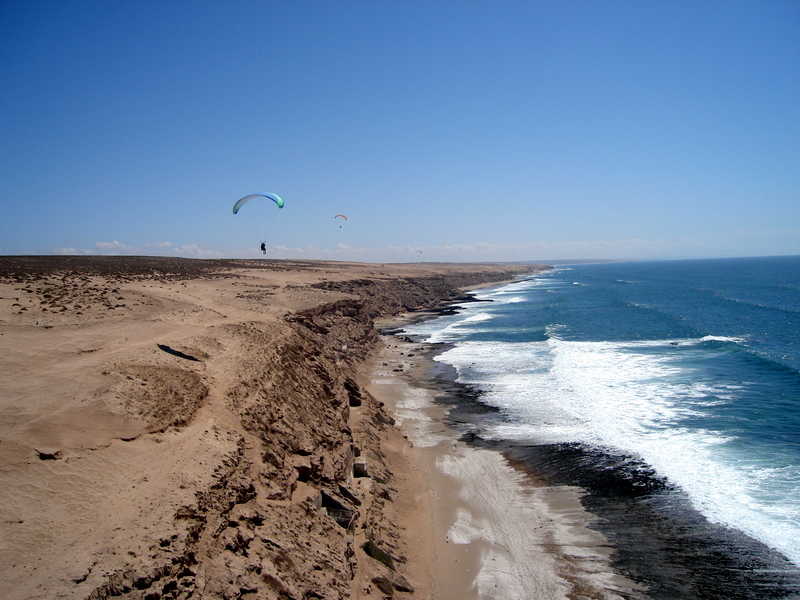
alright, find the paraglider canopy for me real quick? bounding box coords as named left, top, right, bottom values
left=232, top=193, right=285, bottom=214
left=334, top=214, right=348, bottom=230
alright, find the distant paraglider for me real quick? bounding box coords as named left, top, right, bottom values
left=232, top=193, right=285, bottom=256
left=334, top=214, right=348, bottom=230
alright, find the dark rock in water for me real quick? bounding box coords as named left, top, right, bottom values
left=379, top=327, right=405, bottom=336
left=452, top=294, right=492, bottom=304
left=507, top=442, right=669, bottom=498
left=363, top=540, right=395, bottom=570
left=460, top=431, right=480, bottom=443
left=426, top=306, right=460, bottom=316
left=502, top=441, right=800, bottom=599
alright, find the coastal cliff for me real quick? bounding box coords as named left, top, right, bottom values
left=0, top=258, right=540, bottom=600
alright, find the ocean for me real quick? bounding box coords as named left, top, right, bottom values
left=405, top=256, right=800, bottom=598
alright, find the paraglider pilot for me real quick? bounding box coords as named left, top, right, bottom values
left=260, top=242, right=266, bottom=255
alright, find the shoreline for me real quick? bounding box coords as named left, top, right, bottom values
left=4, top=256, right=797, bottom=598
left=369, top=302, right=643, bottom=599
left=378, top=276, right=800, bottom=599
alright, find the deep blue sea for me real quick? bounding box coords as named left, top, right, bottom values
left=407, top=256, right=800, bottom=574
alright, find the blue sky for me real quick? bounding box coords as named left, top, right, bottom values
left=1, top=0, right=798, bottom=261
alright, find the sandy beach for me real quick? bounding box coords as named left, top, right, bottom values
left=0, top=256, right=543, bottom=600
left=367, top=313, right=645, bottom=600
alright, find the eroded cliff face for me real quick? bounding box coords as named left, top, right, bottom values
left=0, top=263, right=537, bottom=600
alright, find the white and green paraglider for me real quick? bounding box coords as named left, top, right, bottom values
left=232, top=193, right=285, bottom=255
left=232, top=193, right=285, bottom=214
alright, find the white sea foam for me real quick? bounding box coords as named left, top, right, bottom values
left=700, top=335, right=747, bottom=343
left=371, top=377, right=448, bottom=448
left=409, top=277, right=800, bottom=564
left=431, top=334, right=800, bottom=565
left=438, top=449, right=574, bottom=599
left=463, top=312, right=494, bottom=323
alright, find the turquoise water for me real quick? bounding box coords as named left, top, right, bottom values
left=407, top=256, right=800, bottom=567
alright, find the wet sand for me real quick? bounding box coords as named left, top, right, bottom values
left=369, top=311, right=644, bottom=599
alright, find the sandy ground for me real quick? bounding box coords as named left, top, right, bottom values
left=0, top=257, right=537, bottom=600
left=368, top=317, right=646, bottom=599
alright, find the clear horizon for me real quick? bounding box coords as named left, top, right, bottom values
left=2, top=1, right=798, bottom=262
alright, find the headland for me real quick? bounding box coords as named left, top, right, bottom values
left=0, top=256, right=544, bottom=600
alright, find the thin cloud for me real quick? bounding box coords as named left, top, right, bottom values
left=51, top=232, right=785, bottom=263
left=52, top=241, right=222, bottom=259
left=95, top=240, right=127, bottom=250
left=173, top=244, right=225, bottom=259
left=55, top=247, right=92, bottom=255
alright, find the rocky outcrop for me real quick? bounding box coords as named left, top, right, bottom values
left=310, top=270, right=526, bottom=317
